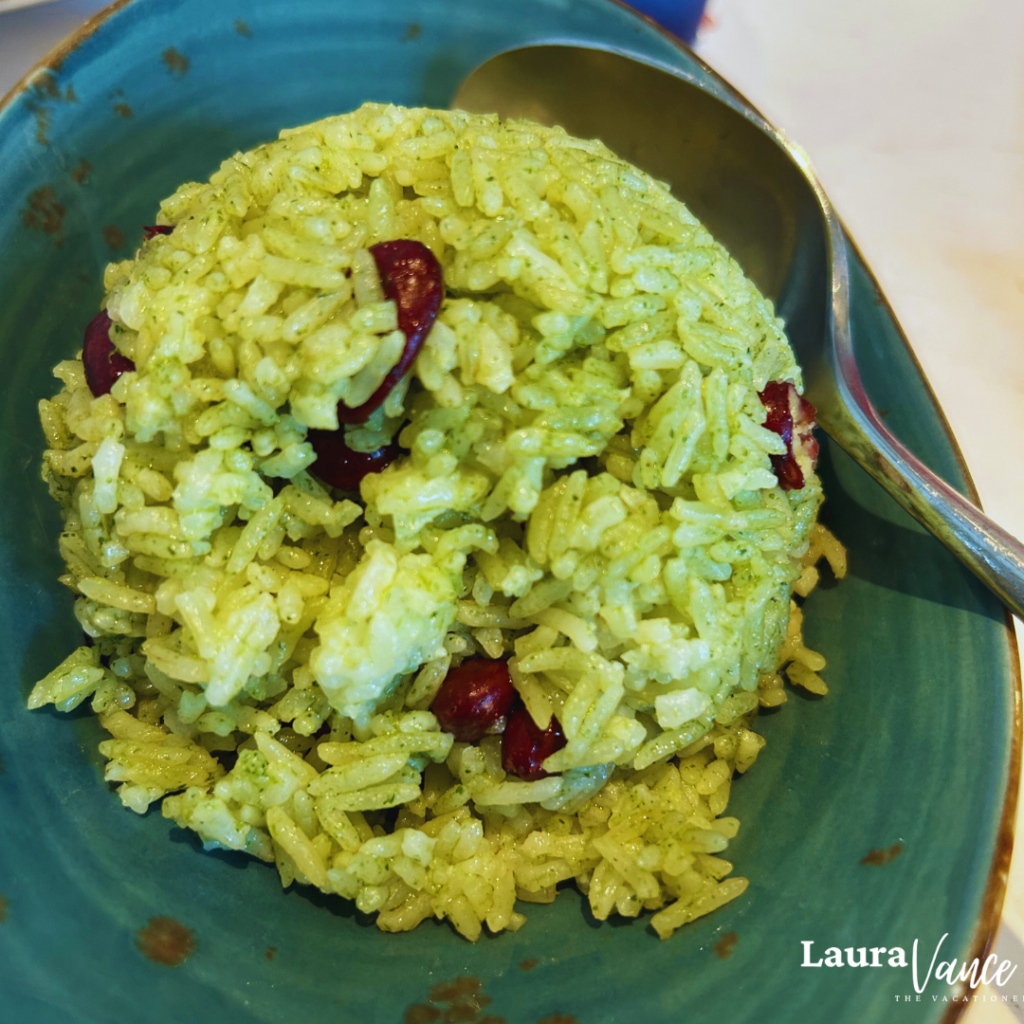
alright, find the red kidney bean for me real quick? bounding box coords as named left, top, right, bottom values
left=83, top=310, right=135, bottom=397
left=759, top=380, right=819, bottom=491
left=143, top=225, right=173, bottom=239
left=307, top=429, right=400, bottom=491
left=431, top=658, right=517, bottom=743
left=336, top=239, right=444, bottom=424
left=501, top=702, right=567, bottom=781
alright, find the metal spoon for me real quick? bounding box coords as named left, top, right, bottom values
left=453, top=44, right=1024, bottom=618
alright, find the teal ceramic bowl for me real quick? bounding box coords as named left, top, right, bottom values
left=0, top=2, right=1018, bottom=1023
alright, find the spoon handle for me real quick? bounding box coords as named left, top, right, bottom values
left=810, top=188, right=1024, bottom=618
left=826, top=395, right=1024, bottom=620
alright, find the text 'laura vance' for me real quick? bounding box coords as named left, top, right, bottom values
left=801, top=937, right=1017, bottom=994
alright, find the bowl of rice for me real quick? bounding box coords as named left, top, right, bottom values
left=0, top=2, right=1017, bottom=1024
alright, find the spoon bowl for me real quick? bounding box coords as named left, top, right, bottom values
left=454, top=44, right=1024, bottom=617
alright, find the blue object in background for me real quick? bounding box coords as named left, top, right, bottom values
left=628, top=0, right=708, bottom=43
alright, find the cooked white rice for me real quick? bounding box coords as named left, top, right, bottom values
left=32, top=102, right=846, bottom=940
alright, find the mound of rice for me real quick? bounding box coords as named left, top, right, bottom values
left=32, top=103, right=845, bottom=940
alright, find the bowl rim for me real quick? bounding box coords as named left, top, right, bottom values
left=0, top=3, right=1019, bottom=1021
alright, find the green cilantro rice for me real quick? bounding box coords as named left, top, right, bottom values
left=32, top=103, right=845, bottom=940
